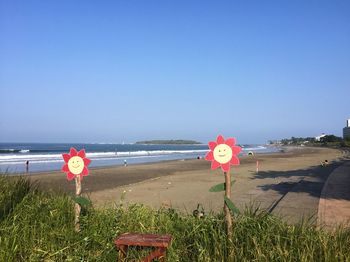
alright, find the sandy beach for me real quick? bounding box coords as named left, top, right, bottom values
left=26, top=146, right=347, bottom=221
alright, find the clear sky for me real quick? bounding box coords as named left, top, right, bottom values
left=0, top=1, right=349, bottom=144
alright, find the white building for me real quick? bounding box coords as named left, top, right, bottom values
left=343, top=119, right=350, bottom=139
left=315, top=133, right=327, bottom=141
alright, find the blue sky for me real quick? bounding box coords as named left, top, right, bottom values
left=0, top=1, right=349, bottom=144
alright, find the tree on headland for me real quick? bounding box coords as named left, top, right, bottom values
left=280, top=135, right=349, bottom=147
left=280, top=137, right=315, bottom=145
left=320, top=135, right=342, bottom=143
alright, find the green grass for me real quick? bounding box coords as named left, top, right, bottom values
left=0, top=176, right=350, bottom=261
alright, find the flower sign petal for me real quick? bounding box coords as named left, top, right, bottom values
left=62, top=164, right=69, bottom=172
left=230, top=155, right=240, bottom=165
left=62, top=154, right=70, bottom=163
left=221, top=162, right=230, bottom=172
left=225, top=138, right=236, bottom=147
left=67, top=172, right=75, bottom=181
left=70, top=147, right=78, bottom=156
left=205, top=151, right=214, bottom=161
left=211, top=160, right=221, bottom=170
left=216, top=135, right=225, bottom=144
left=61, top=147, right=92, bottom=181
left=83, top=158, right=91, bottom=166
left=205, top=135, right=241, bottom=174
left=208, top=141, right=217, bottom=151
left=82, top=166, right=89, bottom=176
left=78, top=149, right=86, bottom=158
left=231, top=146, right=242, bottom=155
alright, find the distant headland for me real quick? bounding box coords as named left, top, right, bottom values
left=135, top=139, right=202, bottom=145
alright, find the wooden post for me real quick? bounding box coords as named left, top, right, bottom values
left=75, top=175, right=82, bottom=232
left=224, top=171, right=232, bottom=238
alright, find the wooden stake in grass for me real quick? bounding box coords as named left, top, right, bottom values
left=205, top=135, right=241, bottom=237
left=61, top=147, right=91, bottom=232
left=74, top=175, right=82, bottom=232
left=224, top=171, right=232, bottom=236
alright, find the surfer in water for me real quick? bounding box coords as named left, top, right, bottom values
left=25, top=160, right=29, bottom=173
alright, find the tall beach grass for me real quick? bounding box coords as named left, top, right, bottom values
left=0, top=176, right=349, bottom=261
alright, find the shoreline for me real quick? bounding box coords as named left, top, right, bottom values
left=0, top=143, right=282, bottom=174
left=23, top=147, right=346, bottom=219
left=8, top=148, right=283, bottom=176
left=20, top=151, right=288, bottom=196
left=26, top=148, right=288, bottom=176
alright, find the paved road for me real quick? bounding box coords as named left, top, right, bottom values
left=235, top=151, right=350, bottom=225
left=318, top=160, right=350, bottom=228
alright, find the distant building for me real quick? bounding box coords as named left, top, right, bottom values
left=343, top=119, right=350, bottom=139
left=315, top=133, right=327, bottom=141
left=268, top=140, right=281, bottom=145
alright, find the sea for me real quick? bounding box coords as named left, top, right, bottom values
left=0, top=143, right=281, bottom=174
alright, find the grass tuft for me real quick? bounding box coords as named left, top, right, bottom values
left=0, top=176, right=349, bottom=261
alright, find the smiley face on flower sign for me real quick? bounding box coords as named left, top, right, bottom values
left=205, top=135, right=242, bottom=172
left=62, top=148, right=91, bottom=181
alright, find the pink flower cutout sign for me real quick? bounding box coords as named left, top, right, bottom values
left=205, top=135, right=242, bottom=172
left=61, top=147, right=91, bottom=181
left=205, top=135, right=242, bottom=235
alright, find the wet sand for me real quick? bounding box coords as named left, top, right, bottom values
left=26, top=147, right=346, bottom=217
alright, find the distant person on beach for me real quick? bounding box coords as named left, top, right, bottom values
left=124, top=160, right=127, bottom=167
left=25, top=160, right=29, bottom=173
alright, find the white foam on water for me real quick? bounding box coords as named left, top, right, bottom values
left=0, top=155, right=171, bottom=165
left=0, top=153, right=64, bottom=161
left=242, top=146, right=266, bottom=151
left=0, top=149, right=209, bottom=165
left=19, top=149, right=30, bottom=153
left=0, top=146, right=277, bottom=167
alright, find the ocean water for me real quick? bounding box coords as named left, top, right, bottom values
left=0, top=143, right=280, bottom=173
